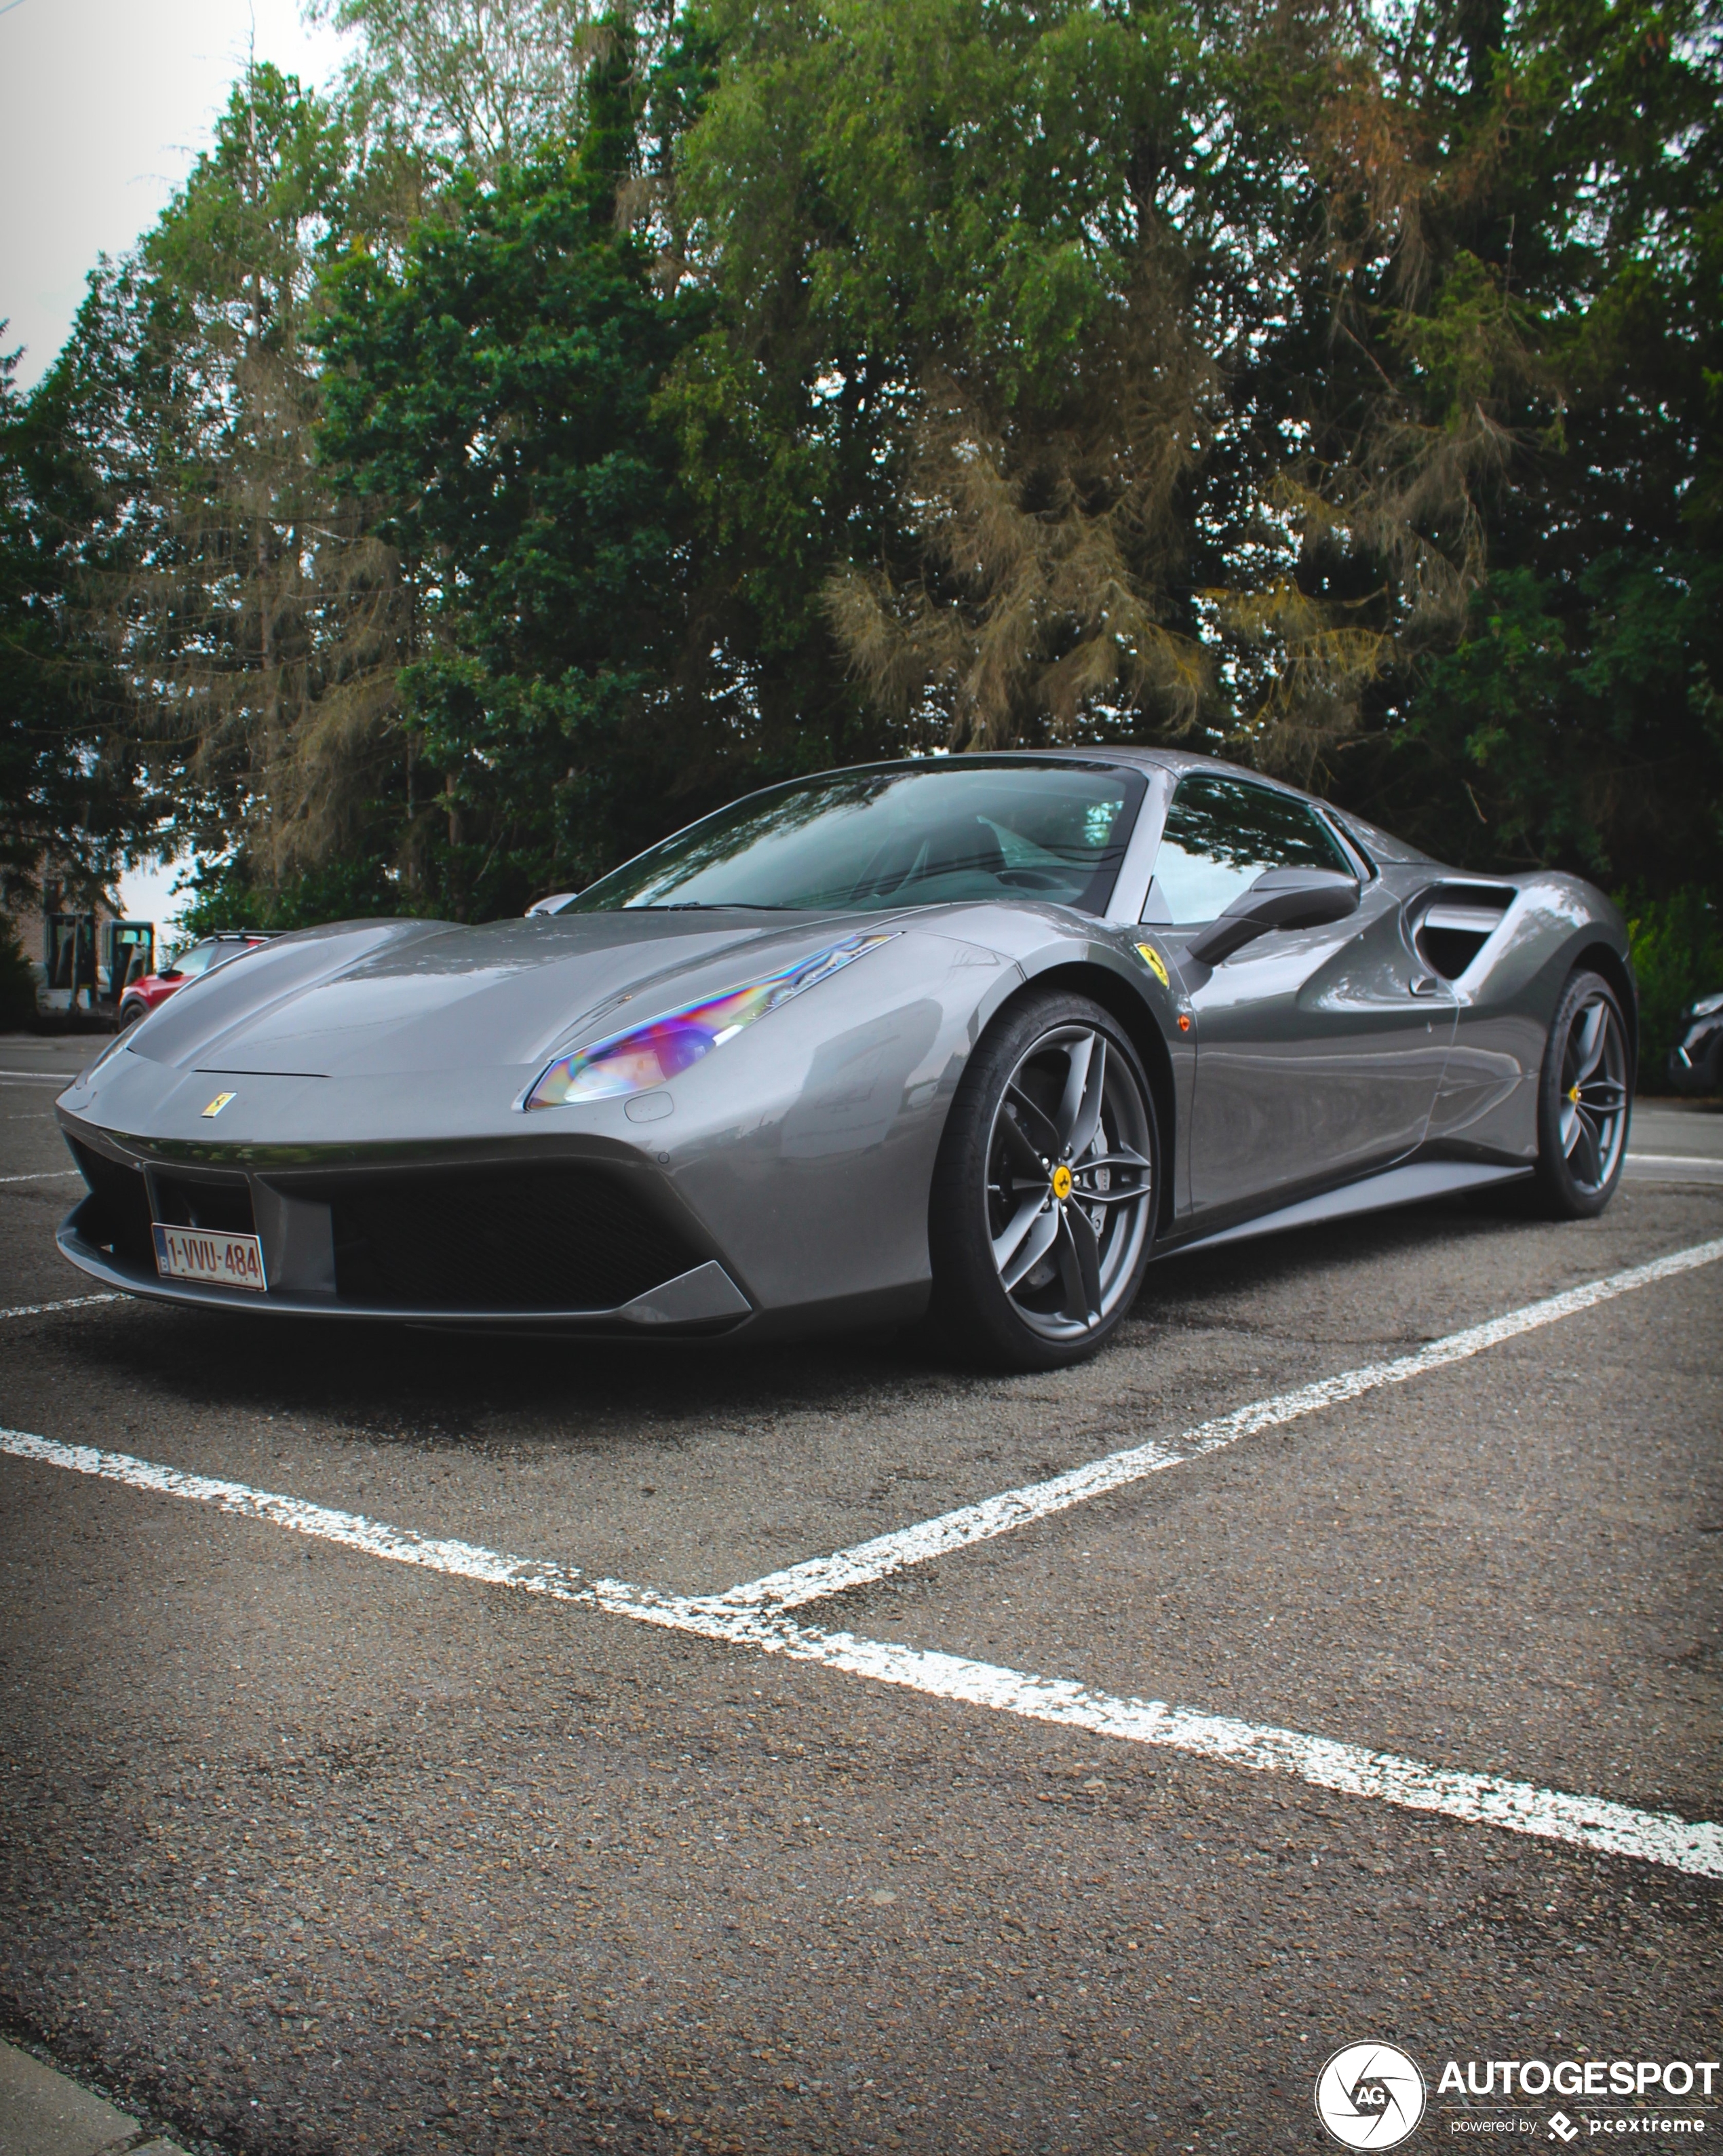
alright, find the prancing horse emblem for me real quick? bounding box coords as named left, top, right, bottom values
left=201, top=1092, right=235, bottom=1119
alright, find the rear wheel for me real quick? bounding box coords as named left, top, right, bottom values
left=1533, top=968, right=1631, bottom=1218
left=929, top=989, right=1159, bottom=1370
left=117, top=1001, right=144, bottom=1029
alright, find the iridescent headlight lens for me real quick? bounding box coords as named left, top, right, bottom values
left=524, top=932, right=899, bottom=1111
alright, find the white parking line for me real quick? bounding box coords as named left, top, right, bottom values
left=2, top=1423, right=1718, bottom=1878
left=0, top=1430, right=587, bottom=1590
left=0, top=1071, right=72, bottom=1083
left=713, top=1235, right=1723, bottom=1613
left=7, top=1230, right=1723, bottom=1882
left=0, top=1295, right=125, bottom=1320
left=613, top=1597, right=1723, bottom=1882
left=0, top=1169, right=81, bottom=1184
left=1624, top=1153, right=1723, bottom=1180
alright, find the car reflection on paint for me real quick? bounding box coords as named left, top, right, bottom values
left=116, top=931, right=274, bottom=1031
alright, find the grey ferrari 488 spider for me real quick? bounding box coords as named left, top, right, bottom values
left=54, top=750, right=1635, bottom=1368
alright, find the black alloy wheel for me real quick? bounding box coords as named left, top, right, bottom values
left=1534, top=967, right=1631, bottom=1218
left=930, top=988, right=1159, bottom=1370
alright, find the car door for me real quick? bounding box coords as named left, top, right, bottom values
left=1142, top=773, right=1457, bottom=1223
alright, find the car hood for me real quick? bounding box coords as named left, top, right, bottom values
left=119, top=911, right=887, bottom=1081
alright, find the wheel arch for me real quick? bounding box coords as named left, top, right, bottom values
left=1016, top=959, right=1178, bottom=1235
left=1571, top=939, right=1639, bottom=1090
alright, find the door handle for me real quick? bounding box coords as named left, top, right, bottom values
left=1410, top=975, right=1445, bottom=997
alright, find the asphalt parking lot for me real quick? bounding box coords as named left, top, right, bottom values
left=2, top=1030, right=1720, bottom=2156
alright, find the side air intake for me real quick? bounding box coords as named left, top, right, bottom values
left=1412, top=885, right=1515, bottom=981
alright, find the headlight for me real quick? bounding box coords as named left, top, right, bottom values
left=523, top=931, right=899, bottom=1111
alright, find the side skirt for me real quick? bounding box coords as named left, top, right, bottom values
left=1167, top=1159, right=1531, bottom=1258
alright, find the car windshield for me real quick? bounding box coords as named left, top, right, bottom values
left=171, top=941, right=222, bottom=978
left=566, top=762, right=1145, bottom=915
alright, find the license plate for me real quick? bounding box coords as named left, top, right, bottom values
left=151, top=1223, right=268, bottom=1293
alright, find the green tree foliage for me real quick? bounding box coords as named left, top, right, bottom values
left=669, top=0, right=1498, bottom=767
left=1624, top=885, right=1723, bottom=1081
left=10, top=0, right=1719, bottom=963
left=129, top=66, right=414, bottom=886
left=31, top=68, right=419, bottom=920
left=670, top=0, right=1722, bottom=894
left=316, top=0, right=605, bottom=175
left=0, top=337, right=157, bottom=910
left=1311, top=0, right=1723, bottom=883
left=318, top=31, right=714, bottom=915
left=173, top=849, right=403, bottom=937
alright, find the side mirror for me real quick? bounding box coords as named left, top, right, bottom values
left=161, top=968, right=183, bottom=982
left=1185, top=866, right=1361, bottom=969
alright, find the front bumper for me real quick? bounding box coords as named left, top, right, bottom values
left=54, top=1114, right=756, bottom=1334
left=57, top=1191, right=754, bottom=1334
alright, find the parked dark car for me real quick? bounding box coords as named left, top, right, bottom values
left=116, top=932, right=273, bottom=1030
left=1667, top=990, right=1723, bottom=1095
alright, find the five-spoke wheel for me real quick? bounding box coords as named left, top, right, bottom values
left=1534, top=968, right=1632, bottom=1218
left=931, top=990, right=1159, bottom=1368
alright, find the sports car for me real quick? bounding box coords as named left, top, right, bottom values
left=54, top=750, right=1636, bottom=1368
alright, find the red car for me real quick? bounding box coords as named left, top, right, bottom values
left=117, top=931, right=273, bottom=1030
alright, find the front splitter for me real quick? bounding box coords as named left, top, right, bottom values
left=55, top=1214, right=754, bottom=1336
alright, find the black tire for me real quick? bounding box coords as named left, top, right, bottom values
left=929, top=988, right=1159, bottom=1370
left=1532, top=967, right=1631, bottom=1219
left=117, top=1001, right=144, bottom=1029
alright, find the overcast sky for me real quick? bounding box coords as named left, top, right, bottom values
left=1, top=0, right=357, bottom=932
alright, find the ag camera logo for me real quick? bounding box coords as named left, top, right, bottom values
left=1315, top=2041, right=1428, bottom=2150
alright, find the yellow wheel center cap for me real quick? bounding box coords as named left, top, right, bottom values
left=1050, top=1163, right=1074, bottom=1201
left=1568, top=1084, right=1581, bottom=1103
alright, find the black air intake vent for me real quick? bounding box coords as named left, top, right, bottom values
left=1413, top=885, right=1515, bottom=981
left=325, top=1162, right=703, bottom=1312
left=153, top=1171, right=256, bottom=1236
left=66, top=1139, right=155, bottom=1269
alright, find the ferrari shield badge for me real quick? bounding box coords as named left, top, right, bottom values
left=1135, top=941, right=1170, bottom=988
left=201, top=1092, right=236, bottom=1119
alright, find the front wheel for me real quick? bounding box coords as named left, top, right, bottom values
left=1533, top=968, right=1631, bottom=1218
left=929, top=990, right=1159, bottom=1370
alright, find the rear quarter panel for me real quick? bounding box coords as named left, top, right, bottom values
left=1424, top=872, right=1633, bottom=1161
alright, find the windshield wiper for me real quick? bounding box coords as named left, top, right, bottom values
left=642, top=900, right=800, bottom=911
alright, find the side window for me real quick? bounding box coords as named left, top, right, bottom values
left=1146, top=774, right=1353, bottom=925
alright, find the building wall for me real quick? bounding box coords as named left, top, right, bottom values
left=9, top=866, right=134, bottom=1008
